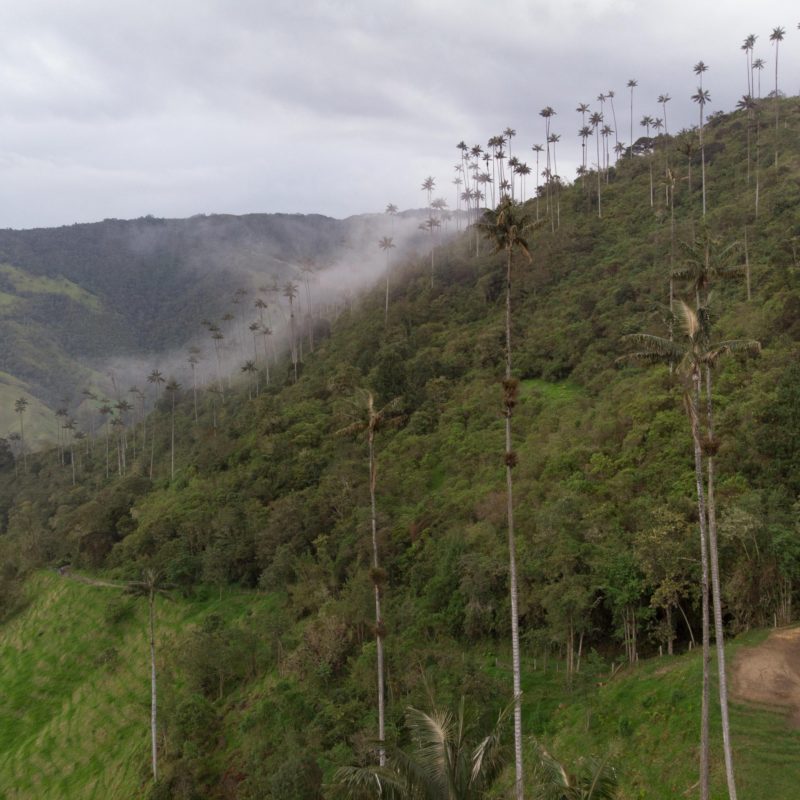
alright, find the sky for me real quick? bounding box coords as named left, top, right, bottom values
left=0, top=0, right=797, bottom=230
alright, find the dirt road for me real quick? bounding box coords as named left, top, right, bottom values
left=731, top=627, right=800, bottom=726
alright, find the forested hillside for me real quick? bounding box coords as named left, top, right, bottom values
left=0, top=97, right=799, bottom=799
left=0, top=211, right=425, bottom=416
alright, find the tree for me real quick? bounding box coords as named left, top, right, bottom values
left=606, top=89, right=620, bottom=150
left=378, top=236, right=396, bottom=326
left=127, top=569, right=173, bottom=784
left=531, top=144, right=544, bottom=221
left=187, top=349, right=201, bottom=423
left=478, top=197, right=533, bottom=800
left=334, top=699, right=509, bottom=800
left=622, top=301, right=758, bottom=800
left=13, top=397, right=28, bottom=473
left=589, top=112, right=603, bottom=218
left=741, top=34, right=756, bottom=97
left=576, top=103, right=590, bottom=171
left=283, top=281, right=300, bottom=383
left=691, top=76, right=711, bottom=218
left=769, top=26, right=785, bottom=166
left=337, top=390, right=403, bottom=767
left=657, top=93, right=671, bottom=137
left=641, top=115, right=655, bottom=206
left=626, top=79, right=637, bottom=158
left=165, top=378, right=181, bottom=479
left=146, top=370, right=165, bottom=479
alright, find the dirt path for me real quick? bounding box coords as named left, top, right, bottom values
left=731, top=626, right=800, bottom=726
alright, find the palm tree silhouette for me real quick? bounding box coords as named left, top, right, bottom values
left=478, top=197, right=534, bottom=800
left=741, top=34, right=757, bottom=97
left=283, top=281, right=299, bottom=382
left=337, top=390, right=403, bottom=767
left=770, top=26, right=785, bottom=166
left=187, top=349, right=201, bottom=423
left=13, top=397, right=28, bottom=473
left=751, top=57, right=765, bottom=98
left=146, top=370, right=165, bottom=479
left=627, top=79, right=638, bottom=157
left=606, top=88, right=620, bottom=149
left=531, top=144, right=543, bottom=220
left=165, top=379, right=180, bottom=479
left=590, top=111, right=604, bottom=217
left=127, top=569, right=174, bottom=783
left=378, top=235, right=396, bottom=326
left=692, top=82, right=711, bottom=217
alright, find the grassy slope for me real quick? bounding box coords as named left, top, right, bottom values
left=547, top=629, right=800, bottom=799
left=0, top=573, right=279, bottom=800
left=1, top=575, right=799, bottom=799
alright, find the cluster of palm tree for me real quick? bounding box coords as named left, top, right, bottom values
left=446, top=23, right=793, bottom=230
left=622, top=228, right=760, bottom=800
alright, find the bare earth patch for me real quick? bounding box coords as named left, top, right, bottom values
left=731, top=627, right=800, bottom=726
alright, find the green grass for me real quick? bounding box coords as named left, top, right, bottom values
left=0, top=264, right=101, bottom=311
left=547, top=633, right=800, bottom=799
left=0, top=572, right=278, bottom=799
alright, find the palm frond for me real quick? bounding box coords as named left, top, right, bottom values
left=705, top=338, right=761, bottom=365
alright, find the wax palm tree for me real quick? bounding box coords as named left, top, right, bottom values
left=622, top=301, right=757, bottom=800
left=539, top=107, right=555, bottom=218
left=164, top=378, right=180, bottom=479
left=736, top=94, right=756, bottom=191
left=146, top=370, right=165, bottom=479
left=187, top=349, right=201, bottom=423
left=590, top=112, right=603, bottom=218
left=62, top=416, right=77, bottom=485
left=115, top=399, right=132, bottom=475
left=127, top=569, right=173, bottom=783
left=260, top=326, right=273, bottom=385
left=606, top=89, right=619, bottom=149
left=531, top=144, right=544, bottom=220
left=385, top=203, right=399, bottom=231
left=741, top=35, right=756, bottom=96
left=576, top=104, right=590, bottom=170
left=337, top=390, right=404, bottom=767
left=334, top=699, right=509, bottom=800
left=692, top=82, right=711, bottom=217
left=626, top=79, right=637, bottom=157
left=578, top=127, right=592, bottom=184
left=601, top=125, right=613, bottom=181
left=13, top=397, right=28, bottom=473
left=515, top=162, right=531, bottom=203
left=477, top=197, right=533, bottom=800
left=769, top=26, right=785, bottom=166
left=751, top=57, right=765, bottom=98
left=283, top=281, right=299, bottom=382
left=378, top=236, right=396, bottom=326
left=240, top=360, right=257, bottom=399
left=657, top=93, right=671, bottom=139
left=641, top=115, right=655, bottom=206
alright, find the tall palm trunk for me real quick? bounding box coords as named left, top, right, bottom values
left=368, top=424, right=386, bottom=767
left=149, top=587, right=158, bottom=782
left=170, top=395, right=175, bottom=481
left=504, top=242, right=524, bottom=800
left=704, top=367, right=738, bottom=800
left=688, top=379, right=711, bottom=800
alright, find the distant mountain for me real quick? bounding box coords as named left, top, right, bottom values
left=0, top=210, right=431, bottom=433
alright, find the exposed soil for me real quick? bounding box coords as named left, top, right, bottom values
left=731, top=627, right=800, bottom=726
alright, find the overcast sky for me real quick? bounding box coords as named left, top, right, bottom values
left=0, top=0, right=797, bottom=229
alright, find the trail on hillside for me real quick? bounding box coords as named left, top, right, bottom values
left=731, top=627, right=800, bottom=726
